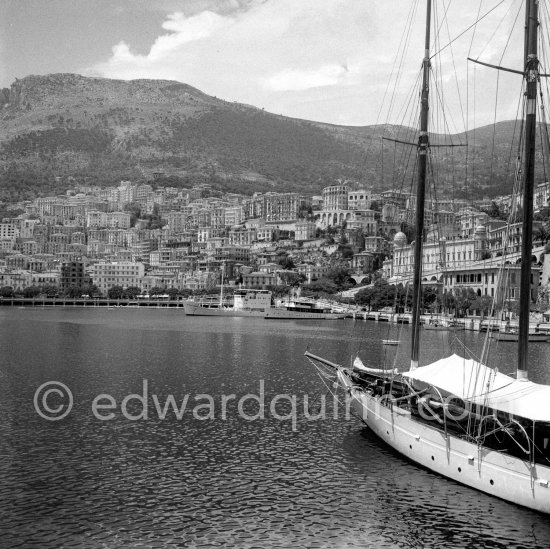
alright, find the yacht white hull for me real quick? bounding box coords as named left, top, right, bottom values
left=184, top=303, right=266, bottom=317
left=265, top=309, right=345, bottom=320
left=338, top=370, right=550, bottom=514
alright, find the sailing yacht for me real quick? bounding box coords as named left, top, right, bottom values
left=306, top=0, right=550, bottom=514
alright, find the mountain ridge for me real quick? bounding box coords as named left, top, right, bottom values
left=0, top=73, right=533, bottom=201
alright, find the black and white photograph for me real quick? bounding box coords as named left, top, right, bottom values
left=2, top=1, right=550, bottom=547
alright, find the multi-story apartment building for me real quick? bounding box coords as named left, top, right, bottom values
left=295, top=221, right=317, bottom=241
left=390, top=228, right=489, bottom=283
left=0, top=223, right=18, bottom=239
left=86, top=211, right=131, bottom=229
left=91, top=262, right=145, bottom=293
left=223, top=206, right=244, bottom=227
left=60, top=261, right=89, bottom=291
left=443, top=264, right=539, bottom=301
left=535, top=181, right=550, bottom=212
left=323, top=184, right=350, bottom=211
left=348, top=189, right=370, bottom=210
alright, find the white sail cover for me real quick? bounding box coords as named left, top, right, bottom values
left=402, top=354, right=550, bottom=422
left=353, top=356, right=398, bottom=375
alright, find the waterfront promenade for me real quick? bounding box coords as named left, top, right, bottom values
left=0, top=297, right=187, bottom=308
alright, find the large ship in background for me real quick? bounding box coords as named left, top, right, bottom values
left=184, top=288, right=272, bottom=317
left=185, top=290, right=345, bottom=320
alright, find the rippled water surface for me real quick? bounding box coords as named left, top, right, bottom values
left=1, top=308, right=550, bottom=548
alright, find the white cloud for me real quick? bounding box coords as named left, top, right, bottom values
left=84, top=0, right=522, bottom=127
left=265, top=65, right=351, bottom=92
left=149, top=11, right=226, bottom=58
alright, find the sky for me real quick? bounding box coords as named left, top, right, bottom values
left=0, top=0, right=531, bottom=128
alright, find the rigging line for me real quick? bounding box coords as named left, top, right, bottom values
left=485, top=3, right=524, bottom=203
left=468, top=1, right=485, bottom=59
left=372, top=0, right=420, bottom=183
left=430, top=75, right=463, bottom=140
left=538, top=94, right=549, bottom=186
left=432, top=0, right=452, bottom=51
left=466, top=0, right=486, bottom=191
left=539, top=12, right=550, bottom=183
left=393, top=68, right=423, bottom=135
left=382, top=0, right=419, bottom=126
left=471, top=61, right=477, bottom=198
left=488, top=62, right=502, bottom=189
left=357, top=0, right=419, bottom=180
left=444, top=7, right=467, bottom=134
left=430, top=0, right=507, bottom=59
left=475, top=0, right=523, bottom=62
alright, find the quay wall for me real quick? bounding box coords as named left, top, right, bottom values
left=0, top=297, right=186, bottom=308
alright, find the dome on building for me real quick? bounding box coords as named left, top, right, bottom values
left=393, top=231, right=407, bottom=247
left=474, top=224, right=486, bottom=238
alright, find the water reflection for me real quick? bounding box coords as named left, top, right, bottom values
left=0, top=309, right=549, bottom=547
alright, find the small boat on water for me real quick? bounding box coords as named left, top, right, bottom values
left=382, top=339, right=400, bottom=346
left=424, top=319, right=451, bottom=331
left=491, top=331, right=550, bottom=343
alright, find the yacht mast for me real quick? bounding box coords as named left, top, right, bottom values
left=410, top=0, right=432, bottom=370
left=219, top=261, right=225, bottom=309
left=518, top=0, right=539, bottom=380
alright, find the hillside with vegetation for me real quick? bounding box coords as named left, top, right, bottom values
left=0, top=73, right=539, bottom=201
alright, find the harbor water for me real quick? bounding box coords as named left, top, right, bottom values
left=1, top=307, right=550, bottom=548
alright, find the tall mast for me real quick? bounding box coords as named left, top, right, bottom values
left=219, top=261, right=225, bottom=309
left=410, top=0, right=432, bottom=370
left=518, top=0, right=539, bottom=380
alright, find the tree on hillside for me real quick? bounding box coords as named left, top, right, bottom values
left=41, top=285, right=59, bottom=297
left=302, top=279, right=338, bottom=297
left=123, top=202, right=141, bottom=227
left=453, top=288, right=477, bottom=317
left=82, top=284, right=101, bottom=298
left=338, top=245, right=354, bottom=259
left=266, top=285, right=292, bottom=298
left=123, top=286, right=141, bottom=299
left=108, top=286, right=124, bottom=299
left=537, top=282, right=550, bottom=311
left=64, top=287, right=82, bottom=298
left=355, top=286, right=376, bottom=311
left=149, top=286, right=166, bottom=296
left=471, top=295, right=494, bottom=318
left=534, top=225, right=550, bottom=246
left=276, top=252, right=295, bottom=270
left=166, top=288, right=180, bottom=300
left=0, top=286, right=15, bottom=297
left=23, top=286, right=41, bottom=298
left=278, top=271, right=305, bottom=286
left=326, top=267, right=354, bottom=290
left=483, top=201, right=507, bottom=220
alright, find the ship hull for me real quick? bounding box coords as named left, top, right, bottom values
left=265, top=309, right=345, bottom=320
left=492, top=333, right=550, bottom=342
left=184, top=303, right=267, bottom=317
left=338, top=370, right=550, bottom=514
